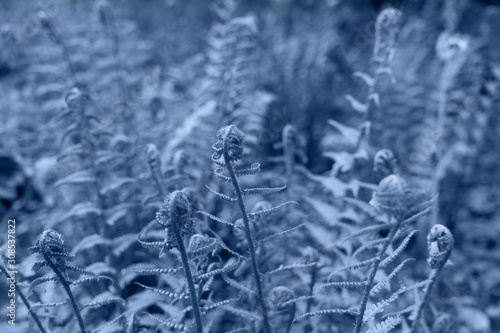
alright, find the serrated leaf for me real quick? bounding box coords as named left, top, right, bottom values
left=345, top=94, right=368, bottom=113
left=54, top=170, right=96, bottom=187
left=353, top=71, right=375, bottom=87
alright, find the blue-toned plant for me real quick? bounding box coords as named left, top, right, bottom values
left=136, top=189, right=240, bottom=332
left=200, top=124, right=304, bottom=333
left=409, top=224, right=454, bottom=332
left=28, top=229, right=121, bottom=333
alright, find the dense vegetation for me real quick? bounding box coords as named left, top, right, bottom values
left=0, top=0, right=498, bottom=332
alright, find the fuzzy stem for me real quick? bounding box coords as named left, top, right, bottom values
left=171, top=219, right=204, bottom=333
left=42, top=253, right=86, bottom=333
left=409, top=251, right=451, bottom=333
left=223, top=152, right=272, bottom=333
left=353, top=216, right=403, bottom=333
left=304, top=265, right=317, bottom=333
left=0, top=264, right=48, bottom=333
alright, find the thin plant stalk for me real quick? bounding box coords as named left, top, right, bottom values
left=223, top=150, right=272, bottom=333
left=171, top=215, right=204, bottom=333
left=42, top=253, right=86, bottom=333
left=410, top=225, right=453, bottom=332
left=0, top=264, right=48, bottom=333
left=353, top=215, right=403, bottom=333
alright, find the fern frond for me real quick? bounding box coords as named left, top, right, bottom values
left=83, top=294, right=125, bottom=309
left=32, top=261, right=49, bottom=272
left=71, top=275, right=113, bottom=287
left=352, top=238, right=386, bottom=259
left=54, top=170, right=96, bottom=187
left=371, top=259, right=414, bottom=296
left=72, top=234, right=107, bottom=254
left=57, top=143, right=85, bottom=161
left=202, top=298, right=239, bottom=315
left=31, top=301, right=67, bottom=310
left=130, top=267, right=181, bottom=276
left=138, top=221, right=166, bottom=250
left=111, top=233, right=138, bottom=257
left=197, top=211, right=235, bottom=227
left=366, top=316, right=402, bottom=333
left=293, top=309, right=355, bottom=323
left=221, top=272, right=255, bottom=295
left=206, top=185, right=237, bottom=202
left=135, top=283, right=189, bottom=299
left=265, top=262, right=317, bottom=276
left=215, top=167, right=232, bottom=182
left=195, top=258, right=240, bottom=281
left=56, top=202, right=101, bottom=225
left=100, top=178, right=136, bottom=196
left=144, top=313, right=187, bottom=331
left=208, top=230, right=248, bottom=260
left=188, top=238, right=219, bottom=259
left=105, top=203, right=140, bottom=226
left=234, top=163, right=261, bottom=176
left=258, top=223, right=304, bottom=244
left=363, top=285, right=407, bottom=322
left=220, top=305, right=260, bottom=322
left=380, top=231, right=418, bottom=268
left=94, top=150, right=126, bottom=166
left=337, top=257, right=378, bottom=273
left=345, top=94, right=368, bottom=113
left=353, top=71, right=375, bottom=87
left=248, top=201, right=298, bottom=218
left=225, top=328, right=249, bottom=333
left=319, top=281, right=367, bottom=290
left=340, top=224, right=392, bottom=245
left=60, top=265, right=96, bottom=276
left=241, top=185, right=286, bottom=196
left=29, top=276, right=58, bottom=295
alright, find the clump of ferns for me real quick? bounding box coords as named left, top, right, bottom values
left=27, top=229, right=123, bottom=333
left=293, top=171, right=436, bottom=333
left=408, top=224, right=454, bottom=332
left=319, top=8, right=403, bottom=187
left=53, top=88, right=139, bottom=235
left=53, top=88, right=144, bottom=290
left=195, top=125, right=315, bottom=333
left=134, top=190, right=241, bottom=333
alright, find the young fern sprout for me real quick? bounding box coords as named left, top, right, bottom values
left=207, top=125, right=296, bottom=333
left=269, top=286, right=296, bottom=333
left=28, top=229, right=120, bottom=333
left=410, top=224, right=454, bottom=332
left=352, top=174, right=408, bottom=333
left=155, top=190, right=203, bottom=333
left=29, top=229, right=87, bottom=333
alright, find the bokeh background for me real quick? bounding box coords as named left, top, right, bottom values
left=0, top=0, right=499, bottom=332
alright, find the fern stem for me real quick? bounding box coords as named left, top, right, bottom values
left=171, top=216, right=204, bottom=333
left=0, top=264, right=48, bottom=333
left=42, top=253, right=87, bottom=333
left=223, top=152, right=273, bottom=333
left=409, top=251, right=451, bottom=332
left=352, top=216, right=403, bottom=333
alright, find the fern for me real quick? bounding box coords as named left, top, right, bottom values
left=28, top=229, right=121, bottom=333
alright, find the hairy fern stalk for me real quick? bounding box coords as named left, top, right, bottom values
left=205, top=125, right=300, bottom=333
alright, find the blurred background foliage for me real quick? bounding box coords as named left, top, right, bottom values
left=0, top=0, right=499, bottom=332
